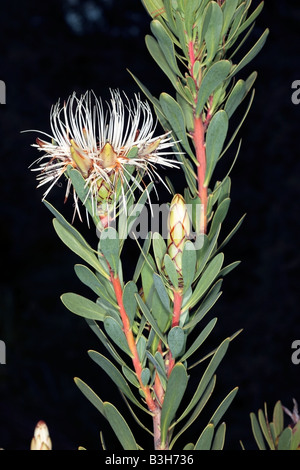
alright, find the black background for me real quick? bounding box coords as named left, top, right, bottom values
left=0, top=0, right=299, bottom=451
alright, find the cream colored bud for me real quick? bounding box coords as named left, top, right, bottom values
left=30, top=421, right=52, bottom=450
left=167, top=194, right=190, bottom=275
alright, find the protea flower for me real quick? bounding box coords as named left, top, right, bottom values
left=30, top=421, right=52, bottom=450
left=29, top=90, right=181, bottom=223
left=166, top=194, right=190, bottom=282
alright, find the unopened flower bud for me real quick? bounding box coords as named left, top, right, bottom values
left=70, top=139, right=92, bottom=178
left=30, top=421, right=52, bottom=450
left=167, top=194, right=190, bottom=276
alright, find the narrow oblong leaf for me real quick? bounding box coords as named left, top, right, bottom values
left=211, top=422, right=226, bottom=450
left=99, top=227, right=119, bottom=275
left=74, top=264, right=117, bottom=307
left=186, top=253, right=224, bottom=311
left=250, top=412, right=267, bottom=450
left=168, top=326, right=185, bottom=358
left=122, top=281, right=138, bottom=326
left=88, top=350, right=149, bottom=413
left=104, top=316, right=133, bottom=357
left=52, top=218, right=109, bottom=279
left=61, top=292, right=106, bottom=321
left=194, top=423, right=214, bottom=450
left=135, top=293, right=167, bottom=346
left=196, top=60, right=231, bottom=117
left=273, top=400, right=284, bottom=439
left=150, top=20, right=183, bottom=77
left=182, top=241, right=197, bottom=293
left=153, top=273, right=170, bottom=311
left=74, top=377, right=105, bottom=416
left=103, top=402, right=139, bottom=450
left=205, top=2, right=223, bottom=63
left=145, top=35, right=178, bottom=88
left=163, top=253, right=179, bottom=289
left=224, top=79, right=246, bottom=119
left=181, top=318, right=217, bottom=362
left=160, top=363, right=189, bottom=447
left=159, top=92, right=194, bottom=159
left=179, top=338, right=230, bottom=421
left=230, top=29, right=269, bottom=78
left=277, top=427, right=292, bottom=451
left=205, top=110, right=229, bottom=187
left=209, top=387, right=239, bottom=429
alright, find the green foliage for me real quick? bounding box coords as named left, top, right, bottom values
left=31, top=0, right=268, bottom=452
left=250, top=400, right=300, bottom=450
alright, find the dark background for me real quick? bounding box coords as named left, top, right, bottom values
left=0, top=0, right=299, bottom=451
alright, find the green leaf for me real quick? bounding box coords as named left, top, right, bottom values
left=221, top=0, right=238, bottom=38
left=205, top=2, right=223, bottom=63
left=186, top=253, right=224, bottom=310
left=160, top=363, right=189, bottom=447
left=168, top=326, right=185, bottom=358
left=211, top=422, right=226, bottom=450
left=181, top=318, right=217, bottom=362
left=150, top=20, right=183, bottom=77
left=52, top=218, right=109, bottom=280
left=88, top=350, right=149, bottom=413
left=61, top=292, right=106, bottom=321
left=291, top=420, right=300, bottom=450
left=196, top=60, right=231, bottom=117
left=141, top=0, right=166, bottom=20
left=104, top=316, right=133, bottom=357
left=85, top=319, right=125, bottom=367
left=250, top=412, right=267, bottom=450
left=159, top=92, right=195, bottom=160
left=184, top=280, right=222, bottom=330
left=182, top=241, right=197, bottom=293
left=163, top=254, right=179, bottom=289
left=103, top=402, right=139, bottom=450
left=99, top=227, right=119, bottom=275
left=230, top=29, right=269, bottom=78
left=277, top=427, right=292, bottom=451
left=169, top=375, right=216, bottom=449
left=151, top=289, right=171, bottom=333
left=141, top=368, right=151, bottom=386
left=217, top=214, right=246, bottom=253
left=273, top=400, right=284, bottom=439
left=141, top=253, right=155, bottom=301
left=208, top=198, right=231, bottom=240
left=153, top=273, right=170, bottom=311
left=74, top=264, right=117, bottom=307
left=152, top=233, right=167, bottom=271
left=122, top=281, right=138, bottom=326
left=179, top=338, right=230, bottom=421
left=135, top=293, right=167, bottom=347
left=205, top=110, right=229, bottom=187
left=194, top=423, right=214, bottom=450
left=74, top=377, right=105, bottom=416
left=258, top=407, right=275, bottom=450
left=209, top=387, right=239, bottom=429
left=224, top=79, right=246, bottom=119
left=145, top=35, right=178, bottom=88
left=66, top=167, right=97, bottom=223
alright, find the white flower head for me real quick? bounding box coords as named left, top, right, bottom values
left=29, top=90, right=181, bottom=223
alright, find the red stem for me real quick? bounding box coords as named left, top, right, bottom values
left=193, top=115, right=207, bottom=234
left=109, top=268, right=157, bottom=413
